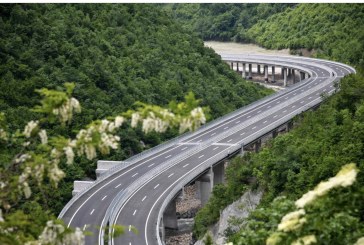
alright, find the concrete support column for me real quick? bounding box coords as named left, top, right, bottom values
left=292, top=69, right=296, bottom=84
left=272, top=129, right=278, bottom=138
left=213, top=162, right=225, bottom=185
left=272, top=66, right=276, bottom=82
left=255, top=139, right=262, bottom=153
left=283, top=68, right=287, bottom=87
left=258, top=65, right=261, bottom=74
left=304, top=73, right=309, bottom=79
left=242, top=63, right=246, bottom=78
left=264, top=65, right=268, bottom=82
left=248, top=64, right=252, bottom=79
left=230, top=62, right=233, bottom=70
left=163, top=199, right=178, bottom=229
left=196, top=167, right=213, bottom=205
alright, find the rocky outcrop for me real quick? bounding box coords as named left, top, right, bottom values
left=194, top=189, right=263, bottom=245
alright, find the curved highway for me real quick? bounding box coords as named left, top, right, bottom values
left=59, top=54, right=355, bottom=245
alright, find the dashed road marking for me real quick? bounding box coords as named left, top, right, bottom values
left=102, top=195, right=107, bottom=201
left=213, top=147, right=219, bottom=151
left=142, top=196, right=147, bottom=202
left=165, top=155, right=172, bottom=159
left=198, top=155, right=204, bottom=159
left=83, top=224, right=87, bottom=231
left=115, top=184, right=122, bottom=188
left=154, top=184, right=159, bottom=189
left=183, top=164, right=189, bottom=168
left=252, top=126, right=257, bottom=130
left=181, top=147, right=187, bottom=151
left=133, top=210, right=137, bottom=216
left=235, top=121, right=240, bottom=124
left=227, top=139, right=232, bottom=143
left=263, top=120, right=267, bottom=124
left=223, top=126, right=229, bottom=130
left=148, top=163, right=155, bottom=168
left=90, top=209, right=95, bottom=215
left=132, top=173, right=138, bottom=178
left=210, top=133, right=216, bottom=136
left=240, top=132, right=245, bottom=136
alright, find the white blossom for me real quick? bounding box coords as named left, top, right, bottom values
left=114, top=116, right=124, bottom=128
left=23, top=120, right=39, bottom=138
left=296, top=163, right=358, bottom=208
left=291, top=235, right=317, bottom=245
left=48, top=164, right=65, bottom=186
left=131, top=112, right=141, bottom=128
left=70, top=97, right=81, bottom=113
left=64, top=146, right=75, bottom=165
left=179, top=118, right=193, bottom=133
left=23, top=182, right=32, bottom=199
left=0, top=208, right=4, bottom=222
left=15, top=154, right=31, bottom=164
left=355, top=237, right=364, bottom=245
left=278, top=209, right=306, bottom=232
left=85, top=145, right=96, bottom=160
left=38, top=129, right=48, bottom=144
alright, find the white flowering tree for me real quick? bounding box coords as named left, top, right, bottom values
left=0, top=83, right=208, bottom=245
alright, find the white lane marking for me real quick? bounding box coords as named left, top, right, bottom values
left=273, top=115, right=278, bottom=118
left=247, top=115, right=251, bottom=118
left=183, top=164, right=189, bottom=168
left=292, top=105, right=296, bottom=108
left=148, top=163, right=155, bottom=168
left=263, top=120, right=267, bottom=124
left=198, top=155, right=204, bottom=159
left=283, top=110, right=287, bottom=113
left=90, top=209, right=95, bottom=215
left=102, top=195, right=107, bottom=201
left=133, top=210, right=137, bottom=216
left=213, top=147, right=219, bottom=151
left=300, top=101, right=305, bottom=103
left=235, top=120, right=240, bottom=124
left=223, top=126, right=229, bottom=130
left=257, top=110, right=261, bottom=113
left=168, top=173, right=174, bottom=178
left=227, top=139, right=232, bottom=143
left=142, top=196, right=147, bottom=202
left=210, top=132, right=216, bottom=136
left=197, top=139, right=202, bottom=143
left=129, top=225, right=131, bottom=232
left=165, top=155, right=172, bottom=159
left=316, top=93, right=320, bottom=96
left=267, top=105, right=271, bottom=108
left=308, top=97, right=312, bottom=99
left=276, top=101, right=280, bottom=104
left=115, top=183, right=122, bottom=188
left=252, top=126, right=257, bottom=130
left=83, top=224, right=87, bottom=231
left=285, top=97, right=289, bottom=100
left=154, top=184, right=159, bottom=189
left=181, top=147, right=187, bottom=151
left=129, top=243, right=131, bottom=245
left=240, top=132, right=245, bottom=136
left=132, top=173, right=138, bottom=178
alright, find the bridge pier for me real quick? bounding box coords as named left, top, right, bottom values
left=292, top=69, right=296, bottom=84
left=248, top=64, right=252, bottom=79
left=272, top=66, right=276, bottom=83
left=257, top=65, right=261, bottom=74
left=264, top=65, right=268, bottom=82
left=242, top=63, right=246, bottom=78
left=163, top=198, right=178, bottom=229
left=283, top=68, right=288, bottom=87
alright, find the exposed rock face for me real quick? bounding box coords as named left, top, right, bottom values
left=194, top=189, right=263, bottom=245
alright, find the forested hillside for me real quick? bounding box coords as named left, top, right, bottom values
left=0, top=4, right=271, bottom=222
left=247, top=4, right=364, bottom=66
left=165, top=3, right=295, bottom=42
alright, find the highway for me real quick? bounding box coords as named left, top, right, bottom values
left=59, top=54, right=355, bottom=245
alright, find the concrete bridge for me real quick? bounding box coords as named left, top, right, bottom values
left=59, top=54, right=355, bottom=245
